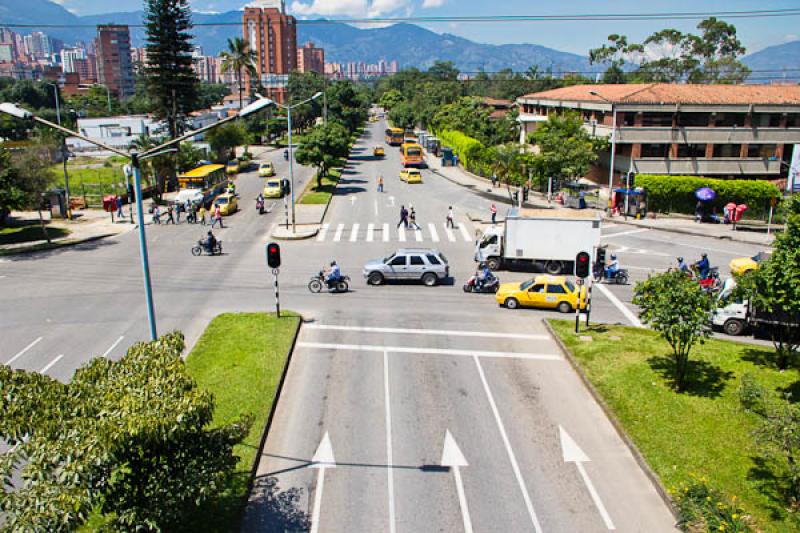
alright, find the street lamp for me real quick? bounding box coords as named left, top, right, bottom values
left=0, top=96, right=274, bottom=341
left=590, top=90, right=617, bottom=211
left=45, top=82, right=74, bottom=220
left=274, top=91, right=323, bottom=233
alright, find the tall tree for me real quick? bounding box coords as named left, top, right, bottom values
left=589, top=34, right=643, bottom=84
left=527, top=111, right=607, bottom=182
left=144, top=0, right=199, bottom=138
left=294, top=121, right=351, bottom=188
left=220, top=37, right=257, bottom=110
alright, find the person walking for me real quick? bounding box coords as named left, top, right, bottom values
left=409, top=208, right=420, bottom=230
left=490, top=203, right=497, bottom=225
left=377, top=175, right=384, bottom=193
left=174, top=202, right=181, bottom=224
left=211, top=204, right=223, bottom=229
left=152, top=204, right=161, bottom=225
left=188, top=202, right=197, bottom=224
left=491, top=173, right=498, bottom=188
left=164, top=204, right=175, bottom=224
left=115, top=196, right=123, bottom=219
left=397, top=205, right=408, bottom=228
left=446, top=206, right=455, bottom=228
left=198, top=205, right=207, bottom=225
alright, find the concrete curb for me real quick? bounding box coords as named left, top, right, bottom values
left=0, top=232, right=117, bottom=256
left=271, top=226, right=319, bottom=240
left=542, top=318, right=679, bottom=521
left=610, top=217, right=775, bottom=246
left=245, top=313, right=303, bottom=516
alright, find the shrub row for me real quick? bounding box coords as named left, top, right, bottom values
left=636, top=174, right=781, bottom=216
left=437, top=129, right=484, bottom=169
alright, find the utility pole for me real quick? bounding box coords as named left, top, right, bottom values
left=49, top=83, right=72, bottom=219
left=323, top=75, right=328, bottom=126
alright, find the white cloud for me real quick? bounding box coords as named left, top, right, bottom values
left=422, top=0, right=445, bottom=7
left=784, top=34, right=799, bottom=42
left=290, top=0, right=408, bottom=18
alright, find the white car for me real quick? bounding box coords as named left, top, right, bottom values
left=174, top=189, right=204, bottom=207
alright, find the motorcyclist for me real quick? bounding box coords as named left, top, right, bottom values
left=256, top=193, right=264, bottom=214
left=676, top=256, right=690, bottom=274
left=476, top=262, right=492, bottom=291
left=203, top=230, right=217, bottom=253
left=694, top=253, right=710, bottom=279
left=283, top=149, right=289, bottom=160
left=325, top=260, right=341, bottom=287
left=605, top=254, right=619, bottom=279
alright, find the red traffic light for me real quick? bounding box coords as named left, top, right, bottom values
left=266, top=242, right=281, bottom=268
left=575, top=251, right=591, bottom=278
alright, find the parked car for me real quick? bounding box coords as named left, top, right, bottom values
left=363, top=248, right=449, bottom=286
left=400, top=168, right=422, bottom=183
left=495, top=275, right=587, bottom=312
left=258, top=162, right=275, bottom=177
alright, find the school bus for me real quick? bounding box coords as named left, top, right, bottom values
left=384, top=127, right=404, bottom=146
left=176, top=164, right=227, bottom=208
left=400, top=142, right=424, bottom=167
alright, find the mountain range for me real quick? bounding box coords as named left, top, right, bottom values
left=1, top=0, right=798, bottom=77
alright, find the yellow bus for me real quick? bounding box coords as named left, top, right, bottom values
left=176, top=164, right=227, bottom=207
left=400, top=143, right=424, bottom=167
left=385, top=127, right=404, bottom=146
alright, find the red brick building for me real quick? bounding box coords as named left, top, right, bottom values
left=296, top=41, right=324, bottom=74
left=95, top=25, right=134, bottom=99
left=242, top=0, right=297, bottom=103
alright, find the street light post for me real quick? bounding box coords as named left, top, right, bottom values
left=0, top=96, right=274, bottom=341
left=590, top=91, right=616, bottom=212
left=47, top=82, right=73, bottom=219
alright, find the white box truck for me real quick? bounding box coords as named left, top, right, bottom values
left=474, top=208, right=602, bottom=274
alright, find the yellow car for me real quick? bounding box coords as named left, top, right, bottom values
left=214, top=193, right=238, bottom=215
left=373, top=146, right=385, bottom=157
left=225, top=160, right=239, bottom=174
left=263, top=178, right=283, bottom=198
left=258, top=162, right=275, bottom=177
left=400, top=168, right=422, bottom=184
left=496, top=275, right=587, bottom=313
left=729, top=251, right=771, bottom=275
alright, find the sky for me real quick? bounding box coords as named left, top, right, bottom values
left=53, top=0, right=800, bottom=55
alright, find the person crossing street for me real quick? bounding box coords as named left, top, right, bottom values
left=490, top=203, right=497, bottom=225
left=397, top=205, right=409, bottom=228
left=446, top=206, right=455, bottom=228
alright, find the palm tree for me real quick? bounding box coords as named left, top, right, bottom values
left=220, top=37, right=257, bottom=109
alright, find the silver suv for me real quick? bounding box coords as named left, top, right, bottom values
left=363, top=248, right=449, bottom=286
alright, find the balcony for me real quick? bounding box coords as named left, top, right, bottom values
left=601, top=154, right=782, bottom=176
left=591, top=124, right=800, bottom=144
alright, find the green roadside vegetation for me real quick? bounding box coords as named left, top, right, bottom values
left=0, top=221, right=70, bottom=245
left=183, top=312, right=300, bottom=531
left=299, top=167, right=342, bottom=205
left=548, top=320, right=799, bottom=532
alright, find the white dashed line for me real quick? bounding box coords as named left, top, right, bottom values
left=349, top=223, right=360, bottom=242
left=316, top=223, right=329, bottom=242
left=367, top=223, right=375, bottom=242
left=333, top=223, right=344, bottom=242
left=40, top=354, right=63, bottom=374
left=102, top=336, right=124, bottom=358
left=6, top=337, right=43, bottom=366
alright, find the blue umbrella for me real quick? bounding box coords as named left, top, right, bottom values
left=695, top=187, right=716, bottom=201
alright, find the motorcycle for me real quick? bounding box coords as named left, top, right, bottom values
left=463, top=273, right=500, bottom=293
left=694, top=266, right=721, bottom=293
left=308, top=271, right=350, bottom=293
left=191, top=239, right=222, bottom=256
left=256, top=198, right=265, bottom=214
left=592, top=264, right=629, bottom=285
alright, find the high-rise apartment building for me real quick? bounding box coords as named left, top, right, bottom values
left=73, top=55, right=97, bottom=83
left=61, top=47, right=86, bottom=73
left=242, top=0, right=296, bottom=103
left=296, top=41, right=324, bottom=74
left=23, top=32, right=52, bottom=59
left=96, top=25, right=134, bottom=99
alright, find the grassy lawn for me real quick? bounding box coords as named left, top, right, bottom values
left=299, top=167, right=342, bottom=205
left=549, top=320, right=799, bottom=532
left=183, top=312, right=300, bottom=532
left=0, top=222, right=70, bottom=245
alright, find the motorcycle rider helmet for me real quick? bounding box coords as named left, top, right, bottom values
left=677, top=256, right=683, bottom=262
left=701, top=253, right=708, bottom=258
left=610, top=254, right=617, bottom=260
left=330, top=260, right=337, bottom=266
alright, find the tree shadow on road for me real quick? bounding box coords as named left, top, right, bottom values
left=240, top=476, right=310, bottom=533
left=647, top=355, right=734, bottom=397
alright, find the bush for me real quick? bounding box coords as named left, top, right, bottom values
left=437, top=129, right=485, bottom=170
left=636, top=174, right=781, bottom=217
left=673, top=476, right=753, bottom=532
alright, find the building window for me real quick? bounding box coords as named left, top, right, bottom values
left=677, top=113, right=711, bottom=128
left=640, top=144, right=670, bottom=158
left=786, top=114, right=800, bottom=128
left=641, top=113, right=673, bottom=127
left=712, top=144, right=742, bottom=158
left=714, top=113, right=746, bottom=128
left=619, top=112, right=635, bottom=127
left=747, top=144, right=777, bottom=158
left=754, top=113, right=783, bottom=128
left=676, top=144, right=707, bottom=158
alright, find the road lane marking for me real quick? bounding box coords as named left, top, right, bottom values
left=305, top=324, right=551, bottom=340
left=102, top=336, right=124, bottom=358
left=444, top=224, right=456, bottom=242
left=383, top=223, right=390, bottom=242
left=0, top=275, right=6, bottom=279
left=602, top=228, right=650, bottom=238
left=40, top=354, right=63, bottom=374
left=398, top=226, right=406, bottom=242
left=593, top=283, right=643, bottom=328
left=414, top=228, right=423, bottom=242
left=560, top=427, right=615, bottom=530
left=384, top=350, right=397, bottom=533
left=316, top=224, right=329, bottom=242
left=309, top=432, right=336, bottom=533
left=6, top=336, right=42, bottom=366
left=367, top=223, right=375, bottom=242
left=374, top=199, right=379, bottom=216
left=428, top=223, right=440, bottom=242
left=441, top=430, right=473, bottom=533
left=349, top=223, right=360, bottom=242
left=459, top=224, right=472, bottom=242
left=474, top=355, right=543, bottom=533
left=333, top=224, right=344, bottom=242
left=297, top=342, right=562, bottom=361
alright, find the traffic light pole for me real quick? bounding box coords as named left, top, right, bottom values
left=575, top=279, right=583, bottom=333
left=272, top=268, right=281, bottom=318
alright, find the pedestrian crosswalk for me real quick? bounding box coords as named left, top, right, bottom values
left=316, top=222, right=475, bottom=244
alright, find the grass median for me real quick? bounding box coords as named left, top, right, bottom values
left=183, top=312, right=300, bottom=532
left=548, top=320, right=798, bottom=532
left=298, top=167, right=342, bottom=205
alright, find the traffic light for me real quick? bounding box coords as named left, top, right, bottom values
left=595, top=246, right=606, bottom=267
left=575, top=251, right=591, bottom=279
left=513, top=191, right=519, bottom=203
left=522, top=187, right=529, bottom=201
left=626, top=171, right=636, bottom=189
left=266, top=242, right=281, bottom=269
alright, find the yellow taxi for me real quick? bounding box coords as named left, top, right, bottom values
left=373, top=146, right=385, bottom=157
left=225, top=160, right=239, bottom=174
left=263, top=178, right=283, bottom=198
left=495, top=275, right=587, bottom=313
left=258, top=162, right=275, bottom=177
left=729, top=251, right=771, bottom=275
left=400, top=168, right=422, bottom=184
left=214, top=193, right=238, bottom=215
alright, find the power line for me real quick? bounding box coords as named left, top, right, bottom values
left=2, top=7, right=800, bottom=28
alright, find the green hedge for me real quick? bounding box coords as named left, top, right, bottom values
left=636, top=174, right=781, bottom=217
left=437, top=130, right=483, bottom=169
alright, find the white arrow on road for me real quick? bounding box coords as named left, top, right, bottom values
left=559, top=426, right=616, bottom=530
left=388, top=195, right=395, bottom=207
left=441, top=429, right=473, bottom=533
left=351, top=196, right=357, bottom=206
left=309, top=432, right=336, bottom=533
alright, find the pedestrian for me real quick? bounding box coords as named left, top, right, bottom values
left=397, top=205, right=408, bottom=228
left=446, top=206, right=455, bottom=228
left=491, top=173, right=497, bottom=188
left=377, top=175, right=384, bottom=193
left=174, top=202, right=181, bottom=224
left=212, top=204, right=223, bottom=229
left=188, top=202, right=197, bottom=224
left=185, top=200, right=193, bottom=222
left=490, top=203, right=497, bottom=225
left=152, top=204, right=161, bottom=225
left=409, top=208, right=420, bottom=230
left=115, top=196, right=123, bottom=219
left=695, top=200, right=704, bottom=223
left=198, top=205, right=207, bottom=225
left=165, top=204, right=175, bottom=224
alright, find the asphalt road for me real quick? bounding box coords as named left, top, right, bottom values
left=1, top=118, right=770, bottom=531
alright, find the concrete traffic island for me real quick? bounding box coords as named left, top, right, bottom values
left=271, top=224, right=319, bottom=240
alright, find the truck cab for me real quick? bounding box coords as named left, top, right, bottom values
left=712, top=278, right=748, bottom=336
left=474, top=227, right=503, bottom=269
